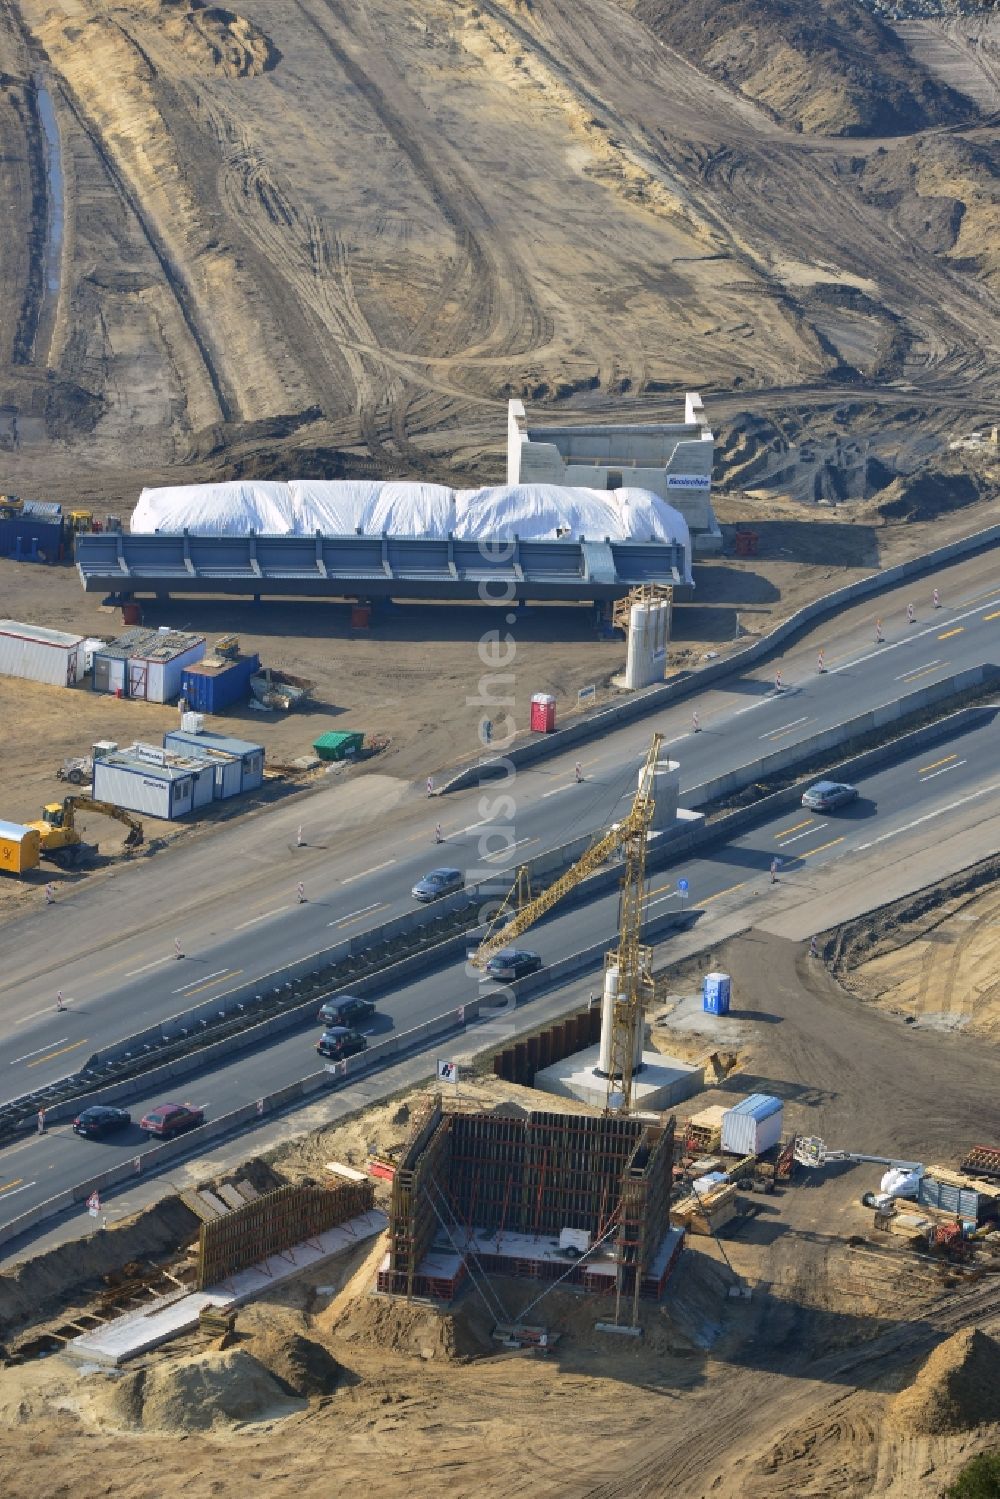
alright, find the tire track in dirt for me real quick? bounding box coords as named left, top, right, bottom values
left=288, top=0, right=553, bottom=455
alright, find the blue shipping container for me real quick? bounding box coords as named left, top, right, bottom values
left=0, top=516, right=63, bottom=563
left=703, top=971, right=731, bottom=1016
left=179, top=653, right=260, bottom=714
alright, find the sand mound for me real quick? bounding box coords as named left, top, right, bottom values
left=111, top=1348, right=303, bottom=1430
left=326, top=1293, right=493, bottom=1363
left=237, top=1307, right=343, bottom=1398
left=892, top=1328, right=1000, bottom=1434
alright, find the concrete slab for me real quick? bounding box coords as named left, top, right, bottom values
left=533, top=1043, right=703, bottom=1110
left=66, top=1209, right=387, bottom=1366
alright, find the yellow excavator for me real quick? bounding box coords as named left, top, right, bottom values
left=28, top=795, right=144, bottom=867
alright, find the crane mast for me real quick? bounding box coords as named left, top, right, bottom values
left=604, top=734, right=661, bottom=1111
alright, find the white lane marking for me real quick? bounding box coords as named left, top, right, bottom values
left=0, top=1181, right=36, bottom=1200
left=920, top=759, right=967, bottom=783
left=234, top=905, right=290, bottom=931
left=9, top=1039, right=68, bottom=1066
left=15, top=1005, right=75, bottom=1026
left=896, top=659, right=941, bottom=681
left=449, top=815, right=491, bottom=836
left=760, top=716, right=808, bottom=739
left=733, top=697, right=773, bottom=717
left=483, top=836, right=537, bottom=863
left=855, top=780, right=1000, bottom=851
left=776, top=826, right=825, bottom=847
left=342, top=859, right=395, bottom=885
left=173, top=968, right=227, bottom=994
left=541, top=784, right=575, bottom=798
left=125, top=955, right=173, bottom=977
left=329, top=902, right=381, bottom=926
left=831, top=594, right=1000, bottom=674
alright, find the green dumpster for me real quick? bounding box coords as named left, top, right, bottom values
left=313, top=731, right=365, bottom=762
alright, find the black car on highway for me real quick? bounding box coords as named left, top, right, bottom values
left=72, top=1105, right=131, bottom=1139
left=317, top=995, right=376, bottom=1028
left=316, top=1026, right=369, bottom=1061
left=801, top=780, right=859, bottom=813
left=484, top=948, right=543, bottom=982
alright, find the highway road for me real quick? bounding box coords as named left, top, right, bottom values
left=0, top=544, right=998, bottom=1098
left=1, top=704, right=996, bottom=1230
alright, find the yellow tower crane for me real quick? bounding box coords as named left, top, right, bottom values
left=471, top=734, right=664, bottom=1110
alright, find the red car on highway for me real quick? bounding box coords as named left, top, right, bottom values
left=139, top=1101, right=205, bottom=1138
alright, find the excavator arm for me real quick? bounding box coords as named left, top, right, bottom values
left=63, top=796, right=144, bottom=847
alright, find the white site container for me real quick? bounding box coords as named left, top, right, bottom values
left=93, top=747, right=213, bottom=819
left=0, top=619, right=87, bottom=687
left=720, top=1094, right=783, bottom=1157
left=128, top=636, right=206, bottom=703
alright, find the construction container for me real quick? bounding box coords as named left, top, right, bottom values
left=313, top=730, right=364, bottom=762
left=91, top=628, right=205, bottom=702
left=918, top=1176, right=981, bottom=1222
left=0, top=819, right=41, bottom=875
left=93, top=744, right=214, bottom=819
left=721, top=1094, right=783, bottom=1157
left=179, top=651, right=260, bottom=714
left=180, top=712, right=204, bottom=734
left=530, top=693, right=556, bottom=732
left=0, top=515, right=63, bottom=564
left=702, top=972, right=731, bottom=1016
left=163, top=729, right=265, bottom=797
left=0, top=619, right=87, bottom=687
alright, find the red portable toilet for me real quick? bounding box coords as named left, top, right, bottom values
left=530, top=692, right=557, bottom=733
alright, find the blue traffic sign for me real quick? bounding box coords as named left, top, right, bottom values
left=677, top=878, right=689, bottom=893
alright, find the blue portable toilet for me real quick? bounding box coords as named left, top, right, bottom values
left=703, top=971, right=731, bottom=1016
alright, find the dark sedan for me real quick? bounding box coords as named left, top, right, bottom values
left=484, top=949, right=543, bottom=982
left=316, top=1026, right=369, bottom=1061
left=317, top=995, right=376, bottom=1028
left=72, top=1105, right=131, bottom=1139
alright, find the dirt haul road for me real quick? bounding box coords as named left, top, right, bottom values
left=0, top=0, right=999, bottom=500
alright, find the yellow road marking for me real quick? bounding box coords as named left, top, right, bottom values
left=701, top=881, right=748, bottom=904
left=898, top=665, right=946, bottom=684
left=26, top=1039, right=88, bottom=1068
left=984, top=611, right=1000, bottom=622
left=775, top=818, right=813, bottom=839
left=800, top=837, right=844, bottom=859
left=0, top=1179, right=24, bottom=1196
left=938, top=627, right=964, bottom=640
left=176, top=968, right=241, bottom=999
left=918, top=754, right=957, bottom=775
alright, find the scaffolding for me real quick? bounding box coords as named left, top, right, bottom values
left=384, top=1102, right=678, bottom=1317
left=195, top=1179, right=374, bottom=1290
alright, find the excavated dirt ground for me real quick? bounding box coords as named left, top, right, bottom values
left=832, top=855, right=1000, bottom=1037
left=3, top=931, right=1000, bottom=1496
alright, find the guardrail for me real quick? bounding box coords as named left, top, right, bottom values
left=439, top=519, right=1000, bottom=792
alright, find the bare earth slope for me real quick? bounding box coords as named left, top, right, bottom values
left=0, top=0, right=999, bottom=503
left=630, top=0, right=976, bottom=135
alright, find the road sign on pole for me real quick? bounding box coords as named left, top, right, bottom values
left=437, top=1059, right=458, bottom=1085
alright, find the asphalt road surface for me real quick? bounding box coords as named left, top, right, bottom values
left=0, top=546, right=997, bottom=1095
left=1, top=704, right=995, bottom=1230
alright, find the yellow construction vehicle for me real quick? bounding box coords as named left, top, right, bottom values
left=28, top=795, right=144, bottom=867
left=0, top=494, right=23, bottom=519
left=67, top=509, right=95, bottom=535
left=472, top=734, right=663, bottom=1110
